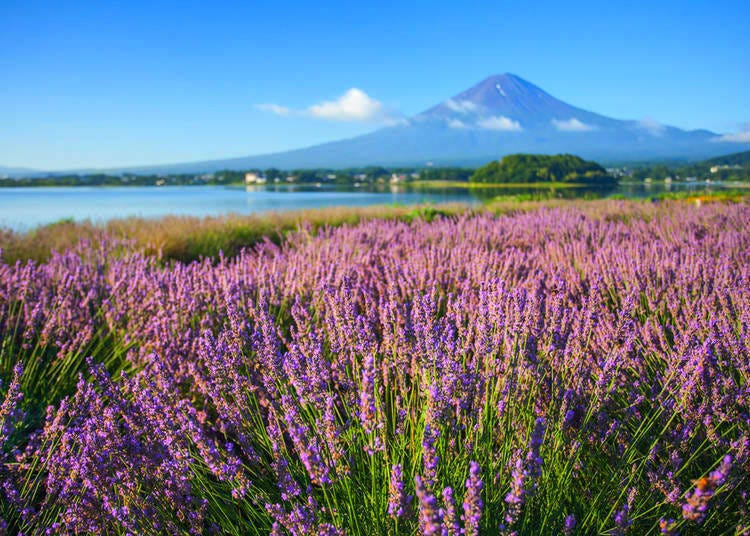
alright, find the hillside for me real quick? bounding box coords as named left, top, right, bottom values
left=702, top=149, right=750, bottom=167
left=470, top=153, right=615, bottom=184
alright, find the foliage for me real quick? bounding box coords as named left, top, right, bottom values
left=417, top=167, right=473, bottom=182
left=0, top=172, right=241, bottom=188
left=0, top=165, right=450, bottom=187
left=702, top=149, right=750, bottom=167
left=471, top=154, right=617, bottom=184
left=630, top=149, right=750, bottom=182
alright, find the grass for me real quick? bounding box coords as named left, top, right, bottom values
left=1, top=193, right=748, bottom=266
left=0, top=203, right=469, bottom=265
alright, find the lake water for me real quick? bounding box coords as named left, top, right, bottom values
left=0, top=181, right=736, bottom=231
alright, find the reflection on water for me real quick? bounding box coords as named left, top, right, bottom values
left=404, top=184, right=619, bottom=201
left=402, top=180, right=735, bottom=201
left=258, top=180, right=730, bottom=201
left=0, top=181, right=742, bottom=231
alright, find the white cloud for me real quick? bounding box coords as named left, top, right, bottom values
left=716, top=131, right=750, bottom=142
left=447, top=118, right=467, bottom=129
left=255, top=103, right=292, bottom=116
left=444, top=99, right=478, bottom=114
left=307, top=88, right=385, bottom=121
left=714, top=122, right=750, bottom=142
left=552, top=118, right=596, bottom=132
left=477, top=115, right=522, bottom=132
left=256, top=88, right=402, bottom=124
left=637, top=117, right=666, bottom=136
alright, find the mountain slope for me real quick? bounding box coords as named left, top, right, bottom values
left=132, top=74, right=739, bottom=172
left=702, top=149, right=750, bottom=167
left=419, top=73, right=617, bottom=127
left=0, top=166, right=40, bottom=177
left=14, top=74, right=746, bottom=175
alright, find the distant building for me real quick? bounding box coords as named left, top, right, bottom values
left=605, top=167, right=633, bottom=178
left=245, top=172, right=260, bottom=184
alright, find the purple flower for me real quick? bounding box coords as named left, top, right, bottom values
left=613, top=504, right=631, bottom=535
left=422, top=425, right=440, bottom=488
left=442, top=487, right=461, bottom=536
left=388, top=464, right=411, bottom=518
left=462, top=461, right=483, bottom=536
left=415, top=475, right=443, bottom=536
left=0, top=362, right=24, bottom=448
left=563, top=514, right=576, bottom=535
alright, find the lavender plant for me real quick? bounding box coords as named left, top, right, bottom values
left=0, top=200, right=748, bottom=534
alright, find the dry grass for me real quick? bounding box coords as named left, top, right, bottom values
left=0, top=204, right=470, bottom=264
left=2, top=195, right=746, bottom=265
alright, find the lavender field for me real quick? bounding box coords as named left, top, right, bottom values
left=0, top=201, right=748, bottom=535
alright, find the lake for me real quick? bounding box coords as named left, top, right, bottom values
left=0, top=181, right=735, bottom=231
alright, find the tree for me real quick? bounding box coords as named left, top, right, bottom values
left=470, top=154, right=616, bottom=185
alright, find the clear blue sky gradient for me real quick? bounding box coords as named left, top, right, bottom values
left=2, top=0, right=748, bottom=169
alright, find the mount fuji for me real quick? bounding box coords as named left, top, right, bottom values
left=11, top=74, right=743, bottom=175
left=145, top=74, right=738, bottom=172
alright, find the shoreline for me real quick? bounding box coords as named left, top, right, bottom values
left=1, top=193, right=747, bottom=265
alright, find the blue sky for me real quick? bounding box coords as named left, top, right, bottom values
left=1, top=0, right=748, bottom=170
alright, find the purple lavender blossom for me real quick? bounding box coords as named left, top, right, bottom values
left=462, top=461, right=483, bottom=536
left=613, top=504, right=632, bottom=535
left=441, top=487, right=461, bottom=536
left=415, top=475, right=443, bottom=536
left=563, top=514, right=576, bottom=535
left=422, top=425, right=440, bottom=488
left=388, top=464, right=410, bottom=519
